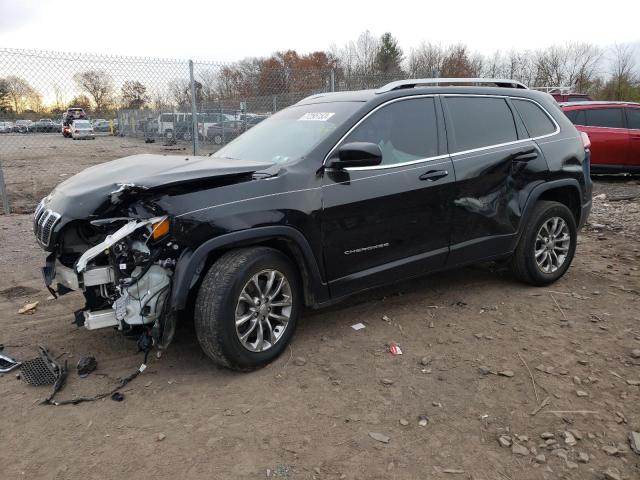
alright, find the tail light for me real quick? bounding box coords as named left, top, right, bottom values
left=580, top=131, right=591, bottom=150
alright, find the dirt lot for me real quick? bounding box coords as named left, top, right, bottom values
left=0, top=133, right=219, bottom=214
left=1, top=137, right=639, bottom=479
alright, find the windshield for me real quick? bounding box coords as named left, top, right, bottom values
left=74, top=121, right=90, bottom=127
left=213, top=101, right=362, bottom=163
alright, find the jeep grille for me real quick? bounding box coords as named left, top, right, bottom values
left=34, top=203, right=61, bottom=247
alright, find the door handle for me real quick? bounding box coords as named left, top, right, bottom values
left=511, top=148, right=538, bottom=162
left=419, top=170, right=449, bottom=181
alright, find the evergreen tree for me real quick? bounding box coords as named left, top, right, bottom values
left=375, top=33, right=404, bottom=74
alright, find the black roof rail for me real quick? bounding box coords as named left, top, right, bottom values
left=376, top=78, right=528, bottom=93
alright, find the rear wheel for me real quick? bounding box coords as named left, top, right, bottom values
left=213, top=134, right=223, bottom=145
left=510, top=201, right=577, bottom=286
left=194, top=247, right=301, bottom=371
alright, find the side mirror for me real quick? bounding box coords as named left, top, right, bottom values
left=329, top=142, right=382, bottom=169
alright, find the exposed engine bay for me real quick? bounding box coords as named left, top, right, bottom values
left=33, top=153, right=278, bottom=353
left=41, top=211, right=179, bottom=349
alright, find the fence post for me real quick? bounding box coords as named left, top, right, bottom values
left=330, top=69, right=335, bottom=92
left=0, top=159, right=9, bottom=214
left=188, top=60, right=199, bottom=155
left=272, top=95, right=277, bottom=113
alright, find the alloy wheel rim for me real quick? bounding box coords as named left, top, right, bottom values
left=235, top=269, right=293, bottom=352
left=534, top=217, right=570, bottom=274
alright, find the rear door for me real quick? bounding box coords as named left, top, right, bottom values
left=321, top=96, right=454, bottom=297
left=581, top=107, right=629, bottom=167
left=626, top=106, right=640, bottom=167
left=442, top=95, right=549, bottom=265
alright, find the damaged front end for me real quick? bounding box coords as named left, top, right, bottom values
left=34, top=153, right=277, bottom=351
left=41, top=209, right=179, bottom=349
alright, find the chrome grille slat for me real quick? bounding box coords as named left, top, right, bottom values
left=33, top=206, right=61, bottom=247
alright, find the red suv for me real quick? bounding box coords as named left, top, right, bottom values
left=561, top=101, right=640, bottom=173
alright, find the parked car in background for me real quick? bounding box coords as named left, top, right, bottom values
left=62, top=108, right=87, bottom=136
left=13, top=120, right=32, bottom=133
left=560, top=101, right=640, bottom=173
left=244, top=115, right=268, bottom=129
left=71, top=119, right=95, bottom=140
left=206, top=120, right=245, bottom=144
left=152, top=112, right=234, bottom=141
left=0, top=121, right=13, bottom=133
left=93, top=120, right=111, bottom=133
left=32, top=119, right=58, bottom=132
left=534, top=87, right=592, bottom=103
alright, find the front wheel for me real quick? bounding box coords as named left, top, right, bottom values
left=213, top=134, right=223, bottom=145
left=510, top=201, right=577, bottom=286
left=195, top=247, right=301, bottom=371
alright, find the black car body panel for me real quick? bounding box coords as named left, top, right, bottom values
left=35, top=83, right=591, bottom=344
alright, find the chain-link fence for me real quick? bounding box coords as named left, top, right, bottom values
left=0, top=47, right=411, bottom=214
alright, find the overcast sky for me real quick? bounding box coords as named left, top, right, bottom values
left=1, top=0, right=639, bottom=61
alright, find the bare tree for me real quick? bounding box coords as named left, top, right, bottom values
left=4, top=76, right=40, bottom=113
left=52, top=82, right=66, bottom=112
left=0, top=78, right=9, bottom=113
left=167, top=79, right=192, bottom=107
left=407, top=42, right=443, bottom=77
left=332, top=30, right=381, bottom=88
left=68, top=94, right=93, bottom=112
left=73, top=70, right=114, bottom=113
left=121, top=80, right=149, bottom=109
left=441, top=45, right=476, bottom=77
left=603, top=43, right=639, bottom=100
left=198, top=69, right=219, bottom=104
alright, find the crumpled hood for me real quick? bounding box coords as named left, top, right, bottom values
left=57, top=153, right=273, bottom=193
left=45, top=154, right=274, bottom=219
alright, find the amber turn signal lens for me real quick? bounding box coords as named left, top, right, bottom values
left=151, top=218, right=170, bottom=240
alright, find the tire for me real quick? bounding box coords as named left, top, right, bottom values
left=510, top=201, right=577, bottom=286
left=194, top=247, right=301, bottom=371
left=213, top=134, right=223, bottom=145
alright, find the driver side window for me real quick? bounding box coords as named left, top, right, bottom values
left=344, top=97, right=438, bottom=165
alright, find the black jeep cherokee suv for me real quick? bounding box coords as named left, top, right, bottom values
left=35, top=78, right=592, bottom=370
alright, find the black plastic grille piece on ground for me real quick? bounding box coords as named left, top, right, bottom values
left=20, top=356, right=57, bottom=386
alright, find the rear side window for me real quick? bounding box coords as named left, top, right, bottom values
left=564, top=109, right=586, bottom=125
left=512, top=99, right=556, bottom=137
left=344, top=97, right=438, bottom=165
left=585, top=108, right=625, bottom=128
left=445, top=97, right=517, bottom=152
left=627, top=108, right=640, bottom=130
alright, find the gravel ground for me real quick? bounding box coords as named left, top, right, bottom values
left=0, top=137, right=639, bottom=479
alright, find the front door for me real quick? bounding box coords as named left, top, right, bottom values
left=321, top=96, right=454, bottom=298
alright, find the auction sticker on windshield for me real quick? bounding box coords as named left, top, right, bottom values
left=298, top=112, right=335, bottom=121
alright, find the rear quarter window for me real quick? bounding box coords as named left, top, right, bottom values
left=444, top=96, right=517, bottom=152
left=626, top=108, right=640, bottom=130
left=512, top=99, right=557, bottom=137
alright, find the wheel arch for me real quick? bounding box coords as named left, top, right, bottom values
left=171, top=226, right=329, bottom=312
left=521, top=180, right=583, bottom=234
